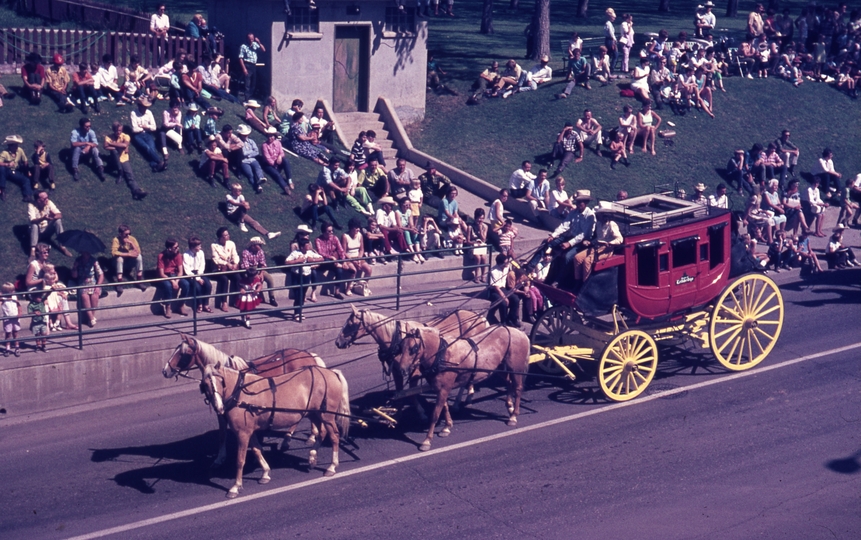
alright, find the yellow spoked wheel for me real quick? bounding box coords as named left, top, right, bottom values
left=530, top=306, right=583, bottom=375
left=709, top=273, right=784, bottom=371
left=598, top=330, right=658, bottom=402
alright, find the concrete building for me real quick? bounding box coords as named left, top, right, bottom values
left=209, top=0, right=428, bottom=124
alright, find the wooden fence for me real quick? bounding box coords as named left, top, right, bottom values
left=0, top=28, right=222, bottom=69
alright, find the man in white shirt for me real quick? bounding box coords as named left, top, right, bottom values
left=708, top=183, right=729, bottom=209
left=695, top=2, right=716, bottom=39
left=509, top=160, right=536, bottom=199
left=812, top=147, right=841, bottom=194
left=182, top=236, right=213, bottom=313
left=528, top=169, right=551, bottom=217
left=576, top=109, right=603, bottom=154
left=150, top=4, right=170, bottom=64
left=130, top=97, right=166, bottom=172
left=505, top=55, right=552, bottom=97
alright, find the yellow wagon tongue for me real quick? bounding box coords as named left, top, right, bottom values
left=529, top=344, right=595, bottom=381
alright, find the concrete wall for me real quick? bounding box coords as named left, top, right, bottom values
left=210, top=0, right=427, bottom=124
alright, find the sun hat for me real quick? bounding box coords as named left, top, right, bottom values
left=248, top=236, right=266, bottom=246
left=378, top=196, right=396, bottom=206
left=296, top=224, right=313, bottom=234
left=188, top=103, right=199, bottom=111
left=206, top=106, right=223, bottom=116
left=136, top=96, right=152, bottom=107
left=264, top=126, right=278, bottom=135
left=243, top=100, right=261, bottom=109
left=4, top=134, right=23, bottom=145
left=694, top=182, right=706, bottom=192
left=236, top=124, right=252, bottom=136
left=574, top=189, right=592, bottom=201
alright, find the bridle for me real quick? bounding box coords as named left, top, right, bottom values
left=168, top=340, right=199, bottom=379
left=338, top=310, right=366, bottom=346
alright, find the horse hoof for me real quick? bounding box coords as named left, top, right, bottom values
left=507, top=417, right=518, bottom=427
left=226, top=490, right=239, bottom=499
left=259, top=477, right=271, bottom=485
left=438, top=429, right=451, bottom=438
left=419, top=442, right=432, bottom=452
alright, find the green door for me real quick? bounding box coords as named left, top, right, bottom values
left=333, top=26, right=369, bottom=112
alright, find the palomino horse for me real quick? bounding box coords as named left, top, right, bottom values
left=202, top=362, right=350, bottom=498
left=163, top=335, right=326, bottom=465
left=395, top=324, right=530, bottom=451
left=334, top=305, right=489, bottom=411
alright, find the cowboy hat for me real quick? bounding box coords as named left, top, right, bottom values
left=378, top=196, right=396, bottom=206
left=243, top=100, right=261, bottom=109
left=248, top=236, right=266, bottom=245
left=574, top=189, right=592, bottom=201
left=236, top=124, right=252, bottom=136
left=136, top=96, right=152, bottom=107
left=3, top=135, right=23, bottom=145
left=264, top=126, right=278, bottom=135
left=187, top=102, right=199, bottom=111
left=704, top=1, right=715, bottom=7
left=694, top=182, right=707, bottom=192
left=296, top=224, right=313, bottom=234
left=206, top=106, right=223, bottom=116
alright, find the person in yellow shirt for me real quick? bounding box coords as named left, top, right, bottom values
left=111, top=224, right=146, bottom=294
left=45, top=54, right=74, bottom=113
left=0, top=135, right=34, bottom=202
left=30, top=140, right=56, bottom=191
left=104, top=121, right=148, bottom=200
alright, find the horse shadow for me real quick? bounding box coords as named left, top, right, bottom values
left=92, top=429, right=308, bottom=494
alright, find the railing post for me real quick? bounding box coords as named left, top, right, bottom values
left=396, top=254, right=403, bottom=311
left=192, top=279, right=198, bottom=335
left=76, top=291, right=83, bottom=350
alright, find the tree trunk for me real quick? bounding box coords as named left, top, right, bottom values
left=658, top=0, right=670, bottom=12
left=481, top=0, right=494, bottom=34
left=726, top=0, right=739, bottom=18
left=576, top=0, right=588, bottom=18
left=533, top=0, right=551, bottom=62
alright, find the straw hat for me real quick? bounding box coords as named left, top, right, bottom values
left=236, top=124, right=252, bottom=136
left=704, top=1, right=715, bottom=7
left=296, top=224, right=313, bottom=234
left=574, top=189, right=592, bottom=201
left=187, top=102, right=199, bottom=111
left=243, top=100, right=261, bottom=109
left=248, top=236, right=266, bottom=246
left=694, top=182, right=706, bottom=192
left=206, top=106, right=223, bottom=117
left=3, top=134, right=23, bottom=145
left=264, top=126, right=278, bottom=135
left=136, top=96, right=152, bottom=107
left=378, top=196, right=396, bottom=206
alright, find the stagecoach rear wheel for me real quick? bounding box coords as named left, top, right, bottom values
left=598, top=330, right=658, bottom=402
left=709, top=273, right=784, bottom=371
left=530, top=305, right=583, bottom=375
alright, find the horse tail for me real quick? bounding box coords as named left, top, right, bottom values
left=312, top=352, right=327, bottom=368
left=332, top=369, right=351, bottom=439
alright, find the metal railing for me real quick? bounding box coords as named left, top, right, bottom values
left=0, top=245, right=495, bottom=352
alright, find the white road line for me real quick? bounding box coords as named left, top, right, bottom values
left=67, top=341, right=861, bottom=540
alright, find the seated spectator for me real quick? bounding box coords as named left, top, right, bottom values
left=215, top=123, right=242, bottom=169
left=466, top=208, right=489, bottom=282
left=359, top=157, right=388, bottom=198
left=262, top=96, right=283, bottom=131
left=551, top=122, right=583, bottom=176
left=298, top=183, right=341, bottom=229
left=649, top=56, right=674, bottom=110
left=235, top=124, right=266, bottom=192
left=41, top=263, right=76, bottom=331
left=418, top=162, right=451, bottom=209
left=795, top=231, right=823, bottom=273
left=509, top=160, right=536, bottom=200
left=160, top=103, right=184, bottom=158
left=1, top=134, right=34, bottom=202
left=773, top=129, right=799, bottom=179
left=362, top=130, right=387, bottom=168
left=726, top=148, right=754, bottom=195
left=45, top=54, right=73, bottom=113
left=342, top=218, right=373, bottom=290
left=309, top=107, right=337, bottom=147
left=183, top=103, right=204, bottom=153
left=576, top=110, right=603, bottom=154
left=21, top=52, right=46, bottom=105
left=691, top=183, right=708, bottom=205
left=156, top=238, right=188, bottom=318
left=211, top=227, right=240, bottom=312
left=708, top=183, right=729, bottom=209
left=260, top=127, right=294, bottom=194
left=591, top=46, right=611, bottom=85
left=826, top=225, right=858, bottom=268
left=618, top=105, right=636, bottom=155
left=318, top=159, right=349, bottom=207
left=130, top=97, right=167, bottom=173
left=549, top=176, right=574, bottom=219
left=743, top=187, right=771, bottom=243
left=782, top=180, right=808, bottom=235
left=761, top=143, right=784, bottom=186
left=70, top=117, right=106, bottom=182
left=494, top=59, right=522, bottom=96
left=762, top=179, right=787, bottom=233
left=506, top=55, right=552, bottom=97
left=118, top=69, right=139, bottom=106
left=125, top=55, right=152, bottom=95
left=566, top=31, right=584, bottom=78
left=529, top=168, right=551, bottom=215
left=766, top=230, right=792, bottom=272
left=557, top=49, right=592, bottom=98
left=340, top=161, right=374, bottom=215
left=28, top=191, right=72, bottom=257
left=181, top=60, right=211, bottom=109
left=636, top=102, right=661, bottom=156
left=95, top=54, right=121, bottom=102
left=111, top=224, right=146, bottom=293
left=748, top=143, right=768, bottom=187
left=203, top=106, right=222, bottom=138
left=362, top=216, right=393, bottom=261
left=497, top=218, right=518, bottom=257
left=468, top=60, right=500, bottom=102
left=71, top=250, right=104, bottom=327
left=225, top=183, right=281, bottom=239
left=812, top=147, right=842, bottom=195
left=315, top=221, right=355, bottom=298
left=836, top=64, right=857, bottom=98
left=426, top=52, right=457, bottom=96
left=387, top=158, right=416, bottom=198
left=630, top=54, right=651, bottom=103
left=287, top=111, right=329, bottom=165
left=438, top=186, right=465, bottom=254
left=203, top=55, right=236, bottom=103
left=240, top=236, right=278, bottom=306
left=182, top=235, right=213, bottom=313
left=647, top=29, right=670, bottom=62
left=350, top=131, right=367, bottom=170
left=243, top=100, right=267, bottom=133
left=284, top=239, right=323, bottom=321
left=376, top=197, right=405, bottom=253
left=25, top=242, right=52, bottom=290
left=71, top=63, right=100, bottom=114
left=396, top=197, right=425, bottom=263
left=200, top=136, right=229, bottom=187
left=30, top=140, right=56, bottom=192
left=608, top=131, right=628, bottom=169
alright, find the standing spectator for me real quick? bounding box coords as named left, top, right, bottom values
left=240, top=236, right=278, bottom=307
left=350, top=131, right=368, bottom=169
left=747, top=3, right=765, bottom=40
left=71, top=250, right=104, bottom=328
left=803, top=177, right=828, bottom=237
left=315, top=221, right=355, bottom=299
left=130, top=97, right=167, bottom=172
left=812, top=148, right=842, bottom=195
left=28, top=290, right=49, bottom=352
left=225, top=183, right=281, bottom=239
left=156, top=238, right=188, bottom=318
left=437, top=187, right=465, bottom=253
left=111, top=225, right=146, bottom=294
left=70, top=117, right=106, bottom=182
left=45, top=54, right=73, bottom=113
left=618, top=105, right=636, bottom=156
left=0, top=135, right=34, bottom=202
left=71, top=63, right=100, bottom=114
left=261, top=127, right=294, bottom=195
left=104, top=122, right=148, bottom=200
left=695, top=2, right=716, bottom=39
left=21, top=53, right=46, bottom=105
left=24, top=242, right=52, bottom=290
left=727, top=149, right=754, bottom=195
left=284, top=240, right=323, bottom=321
left=1, top=282, right=21, bottom=356
left=235, top=124, right=265, bottom=192
left=466, top=208, right=489, bottom=282
left=30, top=140, right=56, bottom=192
left=604, top=8, right=618, bottom=73
left=236, top=267, right=263, bottom=328
left=28, top=191, right=72, bottom=257
left=211, top=227, right=240, bottom=312
left=238, top=33, right=265, bottom=98
left=182, top=236, right=213, bottom=313
left=619, top=13, right=635, bottom=73
left=150, top=4, right=170, bottom=64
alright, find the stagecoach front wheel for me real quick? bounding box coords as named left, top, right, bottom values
left=709, top=274, right=784, bottom=371
left=598, top=330, right=658, bottom=402
left=529, top=305, right=582, bottom=375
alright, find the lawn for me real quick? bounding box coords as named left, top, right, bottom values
left=0, top=0, right=859, bottom=285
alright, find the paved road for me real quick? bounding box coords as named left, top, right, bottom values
left=2, top=269, right=860, bottom=539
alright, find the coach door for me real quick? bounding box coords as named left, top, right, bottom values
left=333, top=26, right=370, bottom=112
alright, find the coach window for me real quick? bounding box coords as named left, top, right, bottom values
left=708, top=224, right=726, bottom=269
left=671, top=236, right=698, bottom=268
left=636, top=241, right=661, bottom=287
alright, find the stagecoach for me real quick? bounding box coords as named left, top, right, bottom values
left=529, top=193, right=785, bottom=402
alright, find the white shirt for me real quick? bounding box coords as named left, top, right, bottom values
left=95, top=65, right=118, bottom=91
left=549, top=189, right=569, bottom=211
left=130, top=109, right=157, bottom=133
left=509, top=168, right=536, bottom=190
left=375, top=208, right=396, bottom=228
left=150, top=13, right=170, bottom=34
left=813, top=157, right=836, bottom=176
left=708, top=193, right=728, bottom=209
left=527, top=64, right=552, bottom=84
left=285, top=249, right=322, bottom=276
left=1, top=297, right=18, bottom=318
left=182, top=249, right=206, bottom=276
left=490, top=264, right=510, bottom=289
left=211, top=241, right=239, bottom=267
